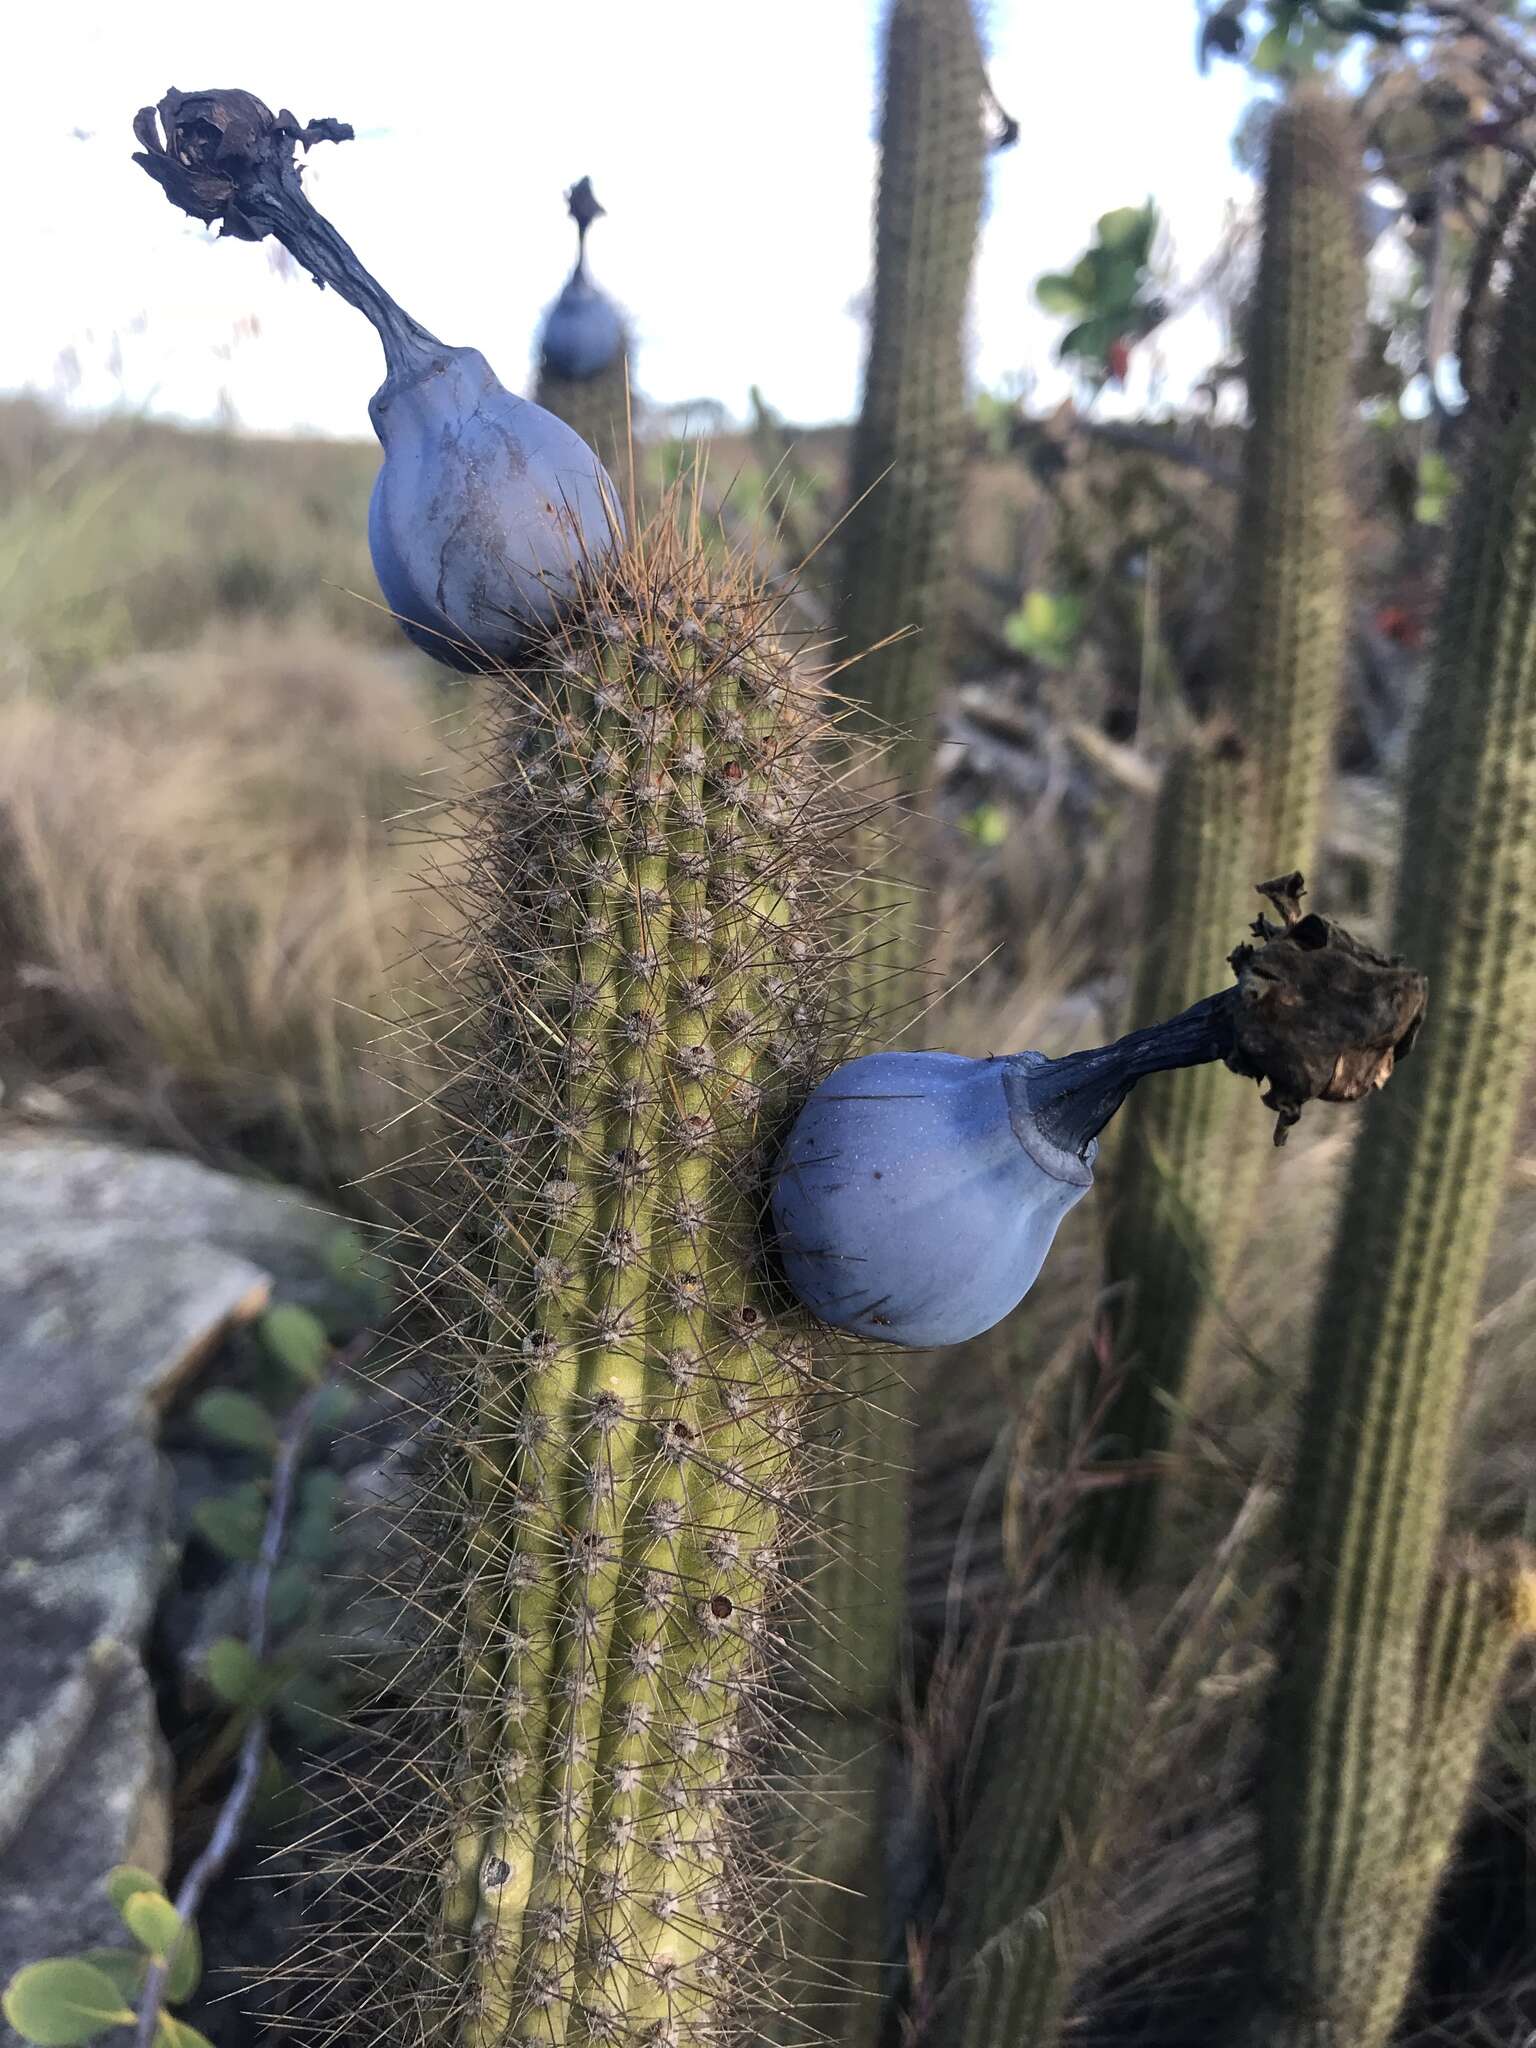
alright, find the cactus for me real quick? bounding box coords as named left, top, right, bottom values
left=1248, top=183, right=1536, bottom=2048
left=535, top=177, right=632, bottom=474
left=769, top=4, right=992, bottom=2023
left=1234, top=85, right=1360, bottom=869
left=413, top=523, right=849, bottom=2048
left=1079, top=87, right=1360, bottom=1580
left=1079, top=730, right=1256, bottom=1577
left=133, top=87, right=871, bottom=2048
left=839, top=0, right=989, bottom=786
left=929, top=1626, right=1141, bottom=2048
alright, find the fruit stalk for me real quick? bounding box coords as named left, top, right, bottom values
left=1248, top=182, right=1536, bottom=2048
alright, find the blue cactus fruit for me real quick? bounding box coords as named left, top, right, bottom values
left=772, top=994, right=1237, bottom=1347
left=132, top=89, right=620, bottom=671
left=539, top=176, right=626, bottom=383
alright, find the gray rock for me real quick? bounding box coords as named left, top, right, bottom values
left=0, top=1217, right=272, bottom=2039
left=0, top=1138, right=384, bottom=1332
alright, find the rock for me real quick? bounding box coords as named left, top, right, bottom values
left=0, top=1219, right=270, bottom=2040
left=0, top=1138, right=385, bottom=1333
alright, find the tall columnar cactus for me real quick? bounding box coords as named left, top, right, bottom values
left=535, top=177, right=632, bottom=474
left=131, top=91, right=861, bottom=2048
left=767, top=3, right=990, bottom=2025
left=1079, top=729, right=1255, bottom=1577
left=1249, top=185, right=1536, bottom=2048
left=929, top=1626, right=1140, bottom=2048
left=1234, top=84, right=1360, bottom=870
left=1080, top=88, right=1360, bottom=1579
left=840, top=0, right=988, bottom=785
left=409, top=525, right=850, bottom=2048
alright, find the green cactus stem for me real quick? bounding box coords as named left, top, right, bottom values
left=929, top=1626, right=1141, bottom=2048
left=1078, top=729, right=1256, bottom=1579
left=839, top=0, right=989, bottom=789
left=307, top=513, right=859, bottom=2048
left=534, top=178, right=632, bottom=473
left=1077, top=87, right=1361, bottom=1582
left=763, top=3, right=994, bottom=2020
left=1248, top=184, right=1536, bottom=2048
left=1235, top=84, right=1361, bottom=870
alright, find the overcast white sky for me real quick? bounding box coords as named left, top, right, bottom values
left=5, top=0, right=1256, bottom=440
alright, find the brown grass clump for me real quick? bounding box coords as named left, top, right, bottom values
left=0, top=624, right=474, bottom=1210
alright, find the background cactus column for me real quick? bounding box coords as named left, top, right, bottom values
left=359, top=521, right=855, bottom=2048
left=1079, top=86, right=1361, bottom=1581
left=1248, top=184, right=1536, bottom=2048
left=927, top=1624, right=1141, bottom=2048
left=534, top=177, right=632, bottom=474
left=765, top=8, right=990, bottom=2037
left=839, top=0, right=988, bottom=785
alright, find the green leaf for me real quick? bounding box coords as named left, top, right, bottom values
left=2, top=1959, right=135, bottom=2044
left=1058, top=314, right=1126, bottom=367
left=203, top=1635, right=275, bottom=1708
left=268, top=1563, right=312, bottom=1631
left=259, top=1304, right=329, bottom=1385
left=154, top=2019, right=216, bottom=2048
left=162, top=1920, right=201, bottom=2006
left=1252, top=23, right=1292, bottom=70
left=962, top=803, right=1011, bottom=849
left=310, top=1382, right=357, bottom=1435
left=1096, top=203, right=1154, bottom=258
left=192, top=1389, right=280, bottom=1456
left=106, top=1866, right=166, bottom=1914
left=1004, top=589, right=1084, bottom=667
left=192, top=1482, right=267, bottom=1562
left=1034, top=271, right=1087, bottom=315
left=289, top=1469, right=342, bottom=1564
left=74, top=1952, right=147, bottom=2002
left=120, top=1890, right=184, bottom=1961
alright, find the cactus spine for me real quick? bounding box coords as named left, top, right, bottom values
left=1082, top=89, right=1360, bottom=1579
left=840, top=0, right=987, bottom=785
left=338, top=517, right=855, bottom=2048
left=930, top=1627, right=1140, bottom=2048
left=1249, top=186, right=1536, bottom=2048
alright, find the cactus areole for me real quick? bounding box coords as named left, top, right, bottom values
left=772, top=877, right=1427, bottom=1347
left=132, top=89, right=621, bottom=671
left=539, top=175, right=627, bottom=383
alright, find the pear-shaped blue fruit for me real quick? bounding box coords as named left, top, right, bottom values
left=366, top=335, right=617, bottom=672
left=541, top=274, right=627, bottom=383
left=131, top=90, right=620, bottom=673
left=771, top=994, right=1236, bottom=1348
left=538, top=175, right=627, bottom=384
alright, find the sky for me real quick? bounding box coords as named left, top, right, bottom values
left=4, top=0, right=1258, bottom=441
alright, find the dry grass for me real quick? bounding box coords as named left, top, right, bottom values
left=0, top=623, right=477, bottom=1211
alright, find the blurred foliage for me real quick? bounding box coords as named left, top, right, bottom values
left=1035, top=203, right=1165, bottom=380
